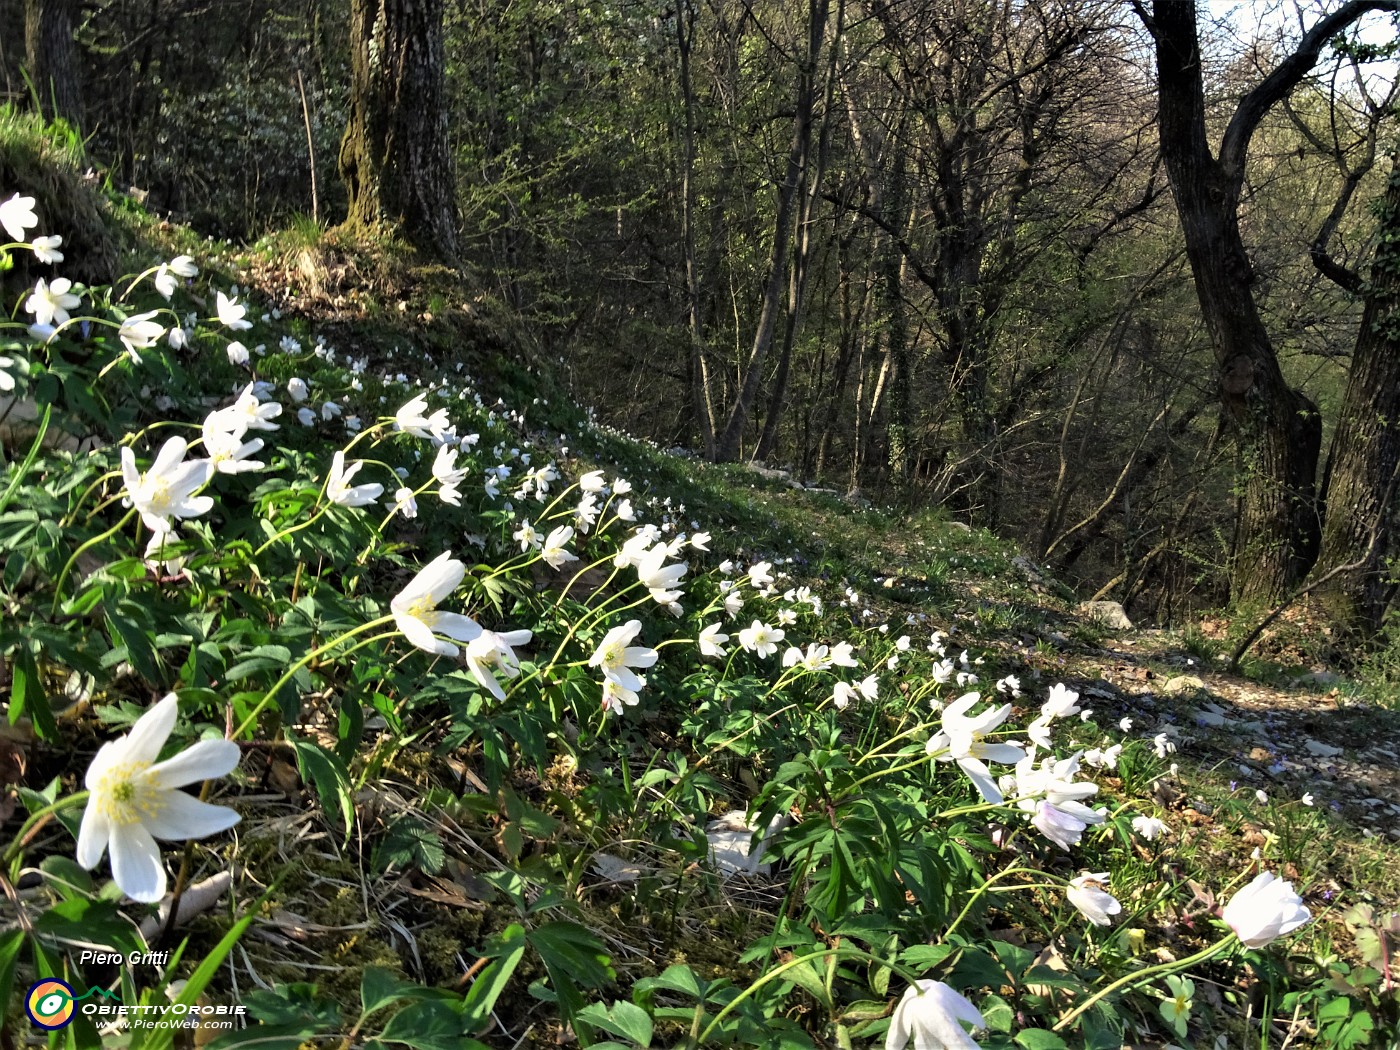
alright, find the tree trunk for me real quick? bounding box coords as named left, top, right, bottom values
left=755, top=0, right=843, bottom=464
left=1150, top=0, right=1334, bottom=604
left=1312, top=153, right=1400, bottom=630
left=675, top=0, right=717, bottom=456
left=25, top=0, right=81, bottom=128
left=339, top=0, right=458, bottom=259
left=713, top=0, right=828, bottom=462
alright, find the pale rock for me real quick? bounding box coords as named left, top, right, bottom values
left=1304, top=738, right=1344, bottom=759
left=705, top=810, right=791, bottom=877
left=1163, top=675, right=1208, bottom=696
left=1077, top=601, right=1134, bottom=631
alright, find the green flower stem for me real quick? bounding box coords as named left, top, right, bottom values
left=0, top=402, right=52, bottom=516
left=695, top=945, right=922, bottom=1046
left=545, top=551, right=622, bottom=613
left=260, top=434, right=391, bottom=557
left=3, top=791, right=89, bottom=872
left=505, top=586, right=651, bottom=707
left=839, top=749, right=941, bottom=799
left=229, top=615, right=396, bottom=739
left=255, top=501, right=332, bottom=556
left=940, top=866, right=1028, bottom=943
left=344, top=421, right=391, bottom=454
left=59, top=468, right=122, bottom=528
left=855, top=718, right=939, bottom=766
left=1052, top=933, right=1237, bottom=1032
left=51, top=508, right=136, bottom=614
left=940, top=865, right=1051, bottom=943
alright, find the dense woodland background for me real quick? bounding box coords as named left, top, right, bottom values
left=5, top=0, right=1399, bottom=637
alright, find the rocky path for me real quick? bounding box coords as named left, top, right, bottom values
left=1057, top=628, right=1400, bottom=844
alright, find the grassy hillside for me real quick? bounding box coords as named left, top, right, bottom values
left=1, top=115, right=1399, bottom=1050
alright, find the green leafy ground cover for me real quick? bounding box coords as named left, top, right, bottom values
left=1, top=116, right=1398, bottom=1050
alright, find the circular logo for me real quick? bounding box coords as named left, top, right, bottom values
left=25, top=979, right=76, bottom=1030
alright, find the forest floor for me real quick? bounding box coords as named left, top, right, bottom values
left=226, top=231, right=1400, bottom=1048
left=4, top=184, right=1399, bottom=1048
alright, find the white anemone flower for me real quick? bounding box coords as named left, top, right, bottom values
left=925, top=692, right=1025, bottom=804
left=1222, top=871, right=1312, bottom=947
left=25, top=277, right=82, bottom=327
left=31, top=235, right=64, bottom=265
left=541, top=525, right=578, bottom=569
left=394, top=393, right=451, bottom=440
left=589, top=619, right=657, bottom=693
left=169, top=254, right=199, bottom=278
left=698, top=623, right=729, bottom=658
left=832, top=681, right=860, bottom=709
left=748, top=561, right=775, bottom=589
left=390, top=551, right=482, bottom=657
left=432, top=443, right=468, bottom=486
left=1, top=193, right=39, bottom=241
left=829, top=641, right=858, bottom=667
left=204, top=430, right=265, bottom=474
left=287, top=377, right=310, bottom=403
left=885, top=980, right=986, bottom=1050
left=121, top=437, right=214, bottom=535
left=464, top=628, right=532, bottom=700
left=144, top=530, right=188, bottom=578
left=215, top=291, right=252, bottom=331
left=393, top=487, right=419, bottom=519
left=326, top=451, right=383, bottom=507
left=76, top=693, right=241, bottom=903
left=513, top=522, right=542, bottom=551
left=1067, top=873, right=1122, bottom=926
left=636, top=544, right=687, bottom=604
left=601, top=677, right=642, bottom=716
left=221, top=383, right=278, bottom=434
left=1027, top=682, right=1082, bottom=748
left=579, top=469, right=607, bottom=493
left=613, top=533, right=653, bottom=569
left=1010, top=749, right=1106, bottom=849
left=1132, top=815, right=1167, bottom=841
left=118, top=311, right=165, bottom=364
left=154, top=265, right=178, bottom=299
left=737, top=620, right=784, bottom=658
left=0, top=355, right=21, bottom=392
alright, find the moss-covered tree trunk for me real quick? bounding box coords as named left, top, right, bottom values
left=24, top=0, right=82, bottom=128
left=1313, top=153, right=1400, bottom=630
left=339, top=0, right=457, bottom=259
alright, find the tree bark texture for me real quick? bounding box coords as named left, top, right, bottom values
left=713, top=0, right=829, bottom=462
left=340, top=0, right=458, bottom=258
left=24, top=0, right=82, bottom=127
left=1313, top=153, right=1400, bottom=630
left=1150, top=0, right=1348, bottom=604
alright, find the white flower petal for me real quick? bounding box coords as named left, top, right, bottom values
left=122, top=694, right=181, bottom=766
left=141, top=790, right=240, bottom=841
left=109, top=823, right=166, bottom=903
left=152, top=739, right=241, bottom=787
left=75, top=805, right=111, bottom=869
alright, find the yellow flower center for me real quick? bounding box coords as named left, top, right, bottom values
left=145, top=475, right=174, bottom=514
left=601, top=642, right=624, bottom=668
left=94, top=760, right=164, bottom=826
left=405, top=596, right=437, bottom=622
